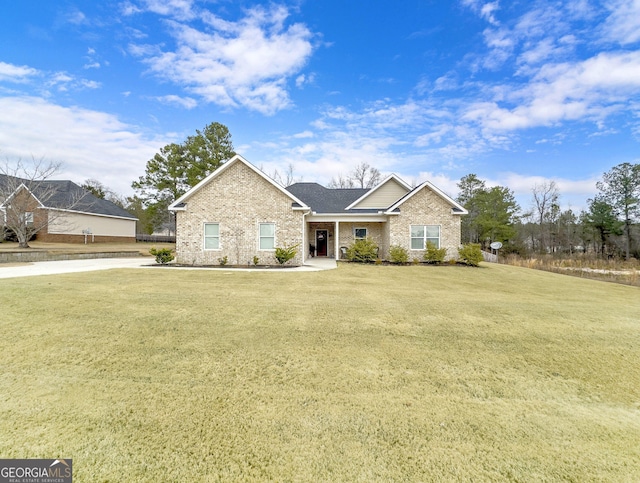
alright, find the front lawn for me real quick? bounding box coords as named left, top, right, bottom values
left=1, top=264, right=638, bottom=481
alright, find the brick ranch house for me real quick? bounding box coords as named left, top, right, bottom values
left=0, top=174, right=137, bottom=243
left=169, top=155, right=467, bottom=266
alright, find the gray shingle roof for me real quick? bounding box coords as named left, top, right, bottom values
left=286, top=183, right=372, bottom=213
left=0, top=174, right=136, bottom=219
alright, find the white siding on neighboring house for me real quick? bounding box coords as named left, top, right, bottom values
left=47, top=211, right=136, bottom=237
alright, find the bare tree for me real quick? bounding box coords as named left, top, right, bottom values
left=327, top=175, right=355, bottom=189
left=1, top=158, right=81, bottom=248
left=531, top=181, right=560, bottom=253
left=81, top=178, right=126, bottom=208
left=350, top=162, right=381, bottom=188
left=271, top=164, right=300, bottom=187
left=327, top=163, right=382, bottom=189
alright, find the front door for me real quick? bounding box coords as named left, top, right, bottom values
left=316, top=230, right=328, bottom=257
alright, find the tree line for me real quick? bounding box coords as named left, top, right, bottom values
left=457, top=163, right=640, bottom=260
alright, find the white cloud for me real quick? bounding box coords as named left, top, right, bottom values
left=155, top=94, right=197, bottom=109
left=295, top=72, right=315, bottom=88
left=464, top=51, right=640, bottom=131
left=0, top=96, right=165, bottom=195
left=0, top=62, right=39, bottom=82
left=125, top=0, right=195, bottom=20
left=461, top=0, right=501, bottom=24
left=127, top=43, right=160, bottom=57
left=79, top=79, right=101, bottom=89
left=293, top=130, right=314, bottom=139
left=601, top=0, right=640, bottom=45
left=481, top=27, right=515, bottom=69
left=64, top=8, right=88, bottom=26
left=44, top=72, right=101, bottom=92
left=135, top=4, right=314, bottom=114
left=480, top=1, right=500, bottom=25
left=415, top=125, right=453, bottom=146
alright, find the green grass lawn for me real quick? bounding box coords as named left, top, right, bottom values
left=1, top=263, right=639, bottom=481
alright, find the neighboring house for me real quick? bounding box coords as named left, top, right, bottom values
left=0, top=174, right=137, bottom=243
left=169, top=155, right=467, bottom=265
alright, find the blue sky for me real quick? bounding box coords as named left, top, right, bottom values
left=1, top=0, right=640, bottom=211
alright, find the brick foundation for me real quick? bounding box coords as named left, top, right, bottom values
left=36, top=232, right=136, bottom=243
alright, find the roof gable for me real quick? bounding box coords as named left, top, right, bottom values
left=386, top=180, right=467, bottom=215
left=169, top=155, right=309, bottom=211
left=346, top=174, right=411, bottom=210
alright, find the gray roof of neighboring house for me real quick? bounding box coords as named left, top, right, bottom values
left=286, top=183, right=372, bottom=213
left=0, top=174, right=137, bottom=220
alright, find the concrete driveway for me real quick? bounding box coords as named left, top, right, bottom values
left=0, top=257, right=152, bottom=279
left=0, top=257, right=337, bottom=279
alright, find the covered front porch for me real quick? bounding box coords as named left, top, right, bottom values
left=304, top=217, right=389, bottom=261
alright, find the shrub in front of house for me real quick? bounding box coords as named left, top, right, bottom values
left=346, top=238, right=379, bottom=263
left=389, top=245, right=409, bottom=264
left=458, top=243, right=483, bottom=266
left=275, top=244, right=298, bottom=265
left=149, top=247, right=174, bottom=264
left=424, top=242, right=447, bottom=264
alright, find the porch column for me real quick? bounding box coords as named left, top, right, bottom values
left=301, top=212, right=306, bottom=264
left=335, top=221, right=340, bottom=260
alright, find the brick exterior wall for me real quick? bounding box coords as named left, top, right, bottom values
left=175, top=161, right=305, bottom=266
left=337, top=222, right=386, bottom=257
left=389, top=187, right=462, bottom=260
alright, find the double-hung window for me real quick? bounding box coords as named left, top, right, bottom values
left=410, top=225, right=440, bottom=249
left=204, top=223, right=220, bottom=250
left=259, top=223, right=275, bottom=250
left=354, top=227, right=367, bottom=240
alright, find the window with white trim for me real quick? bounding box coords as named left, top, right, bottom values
left=259, top=223, right=275, bottom=250
left=410, top=225, right=440, bottom=249
left=354, top=227, right=367, bottom=240
left=204, top=223, right=220, bottom=250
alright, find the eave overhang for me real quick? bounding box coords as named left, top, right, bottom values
left=306, top=212, right=389, bottom=223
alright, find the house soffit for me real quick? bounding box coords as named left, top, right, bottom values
left=306, top=212, right=389, bottom=223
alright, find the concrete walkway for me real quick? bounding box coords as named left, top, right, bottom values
left=0, top=256, right=337, bottom=279
left=302, top=257, right=338, bottom=271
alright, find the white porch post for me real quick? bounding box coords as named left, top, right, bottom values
left=335, top=220, right=340, bottom=260
left=302, top=212, right=307, bottom=264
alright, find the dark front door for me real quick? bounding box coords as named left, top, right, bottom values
left=316, top=230, right=328, bottom=257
